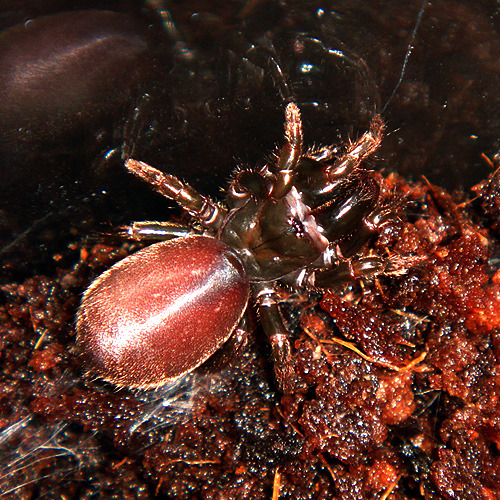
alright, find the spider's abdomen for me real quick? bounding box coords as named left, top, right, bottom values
left=76, top=235, right=250, bottom=389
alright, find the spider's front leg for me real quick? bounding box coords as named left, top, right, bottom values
left=309, top=114, right=384, bottom=183
left=253, top=282, right=294, bottom=393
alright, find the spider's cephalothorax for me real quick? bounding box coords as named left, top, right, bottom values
left=76, top=103, right=399, bottom=392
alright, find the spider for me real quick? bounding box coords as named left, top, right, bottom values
left=76, top=102, right=401, bottom=393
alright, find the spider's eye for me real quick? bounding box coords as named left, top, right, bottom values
left=290, top=217, right=306, bottom=237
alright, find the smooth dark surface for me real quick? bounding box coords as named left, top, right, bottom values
left=0, top=10, right=150, bottom=173
left=77, top=235, right=250, bottom=388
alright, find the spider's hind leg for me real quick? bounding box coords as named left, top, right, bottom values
left=253, top=282, right=295, bottom=393
left=119, top=221, right=195, bottom=242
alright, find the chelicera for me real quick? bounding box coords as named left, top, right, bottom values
left=77, top=102, right=402, bottom=392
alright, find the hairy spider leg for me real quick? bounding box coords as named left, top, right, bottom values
left=304, top=251, right=414, bottom=289
left=282, top=254, right=387, bottom=290
left=125, top=159, right=227, bottom=231
left=308, top=256, right=388, bottom=289
left=321, top=115, right=384, bottom=182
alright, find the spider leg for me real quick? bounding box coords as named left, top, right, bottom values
left=119, top=221, right=196, bottom=242
left=253, top=282, right=294, bottom=393
left=125, top=159, right=227, bottom=231
left=325, top=114, right=384, bottom=182
left=312, top=251, right=417, bottom=288
left=309, top=256, right=388, bottom=288
left=287, top=251, right=413, bottom=290
left=338, top=198, right=401, bottom=258
left=270, top=102, right=303, bottom=199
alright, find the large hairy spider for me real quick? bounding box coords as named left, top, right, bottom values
left=76, top=103, right=401, bottom=392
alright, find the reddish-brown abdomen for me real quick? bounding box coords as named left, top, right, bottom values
left=77, top=235, right=250, bottom=389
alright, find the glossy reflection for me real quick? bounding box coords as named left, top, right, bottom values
left=77, top=235, right=250, bottom=389
left=0, top=9, right=153, bottom=181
